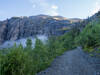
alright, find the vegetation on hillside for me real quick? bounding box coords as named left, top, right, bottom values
left=75, top=21, right=100, bottom=56
left=0, top=34, right=76, bottom=75
left=0, top=17, right=100, bottom=75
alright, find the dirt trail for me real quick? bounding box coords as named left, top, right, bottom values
left=37, top=47, right=100, bottom=75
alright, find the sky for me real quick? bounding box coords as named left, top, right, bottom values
left=0, top=0, right=100, bottom=20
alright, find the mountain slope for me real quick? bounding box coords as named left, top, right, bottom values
left=0, top=15, right=82, bottom=44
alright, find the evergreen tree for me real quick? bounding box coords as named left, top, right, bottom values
left=26, top=38, right=32, bottom=49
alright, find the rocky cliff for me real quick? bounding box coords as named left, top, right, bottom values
left=0, top=15, right=82, bottom=44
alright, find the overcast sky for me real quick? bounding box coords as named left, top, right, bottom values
left=0, top=0, right=100, bottom=20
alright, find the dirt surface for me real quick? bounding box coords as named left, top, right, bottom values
left=37, top=47, right=100, bottom=75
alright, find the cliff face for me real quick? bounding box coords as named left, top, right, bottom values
left=0, top=15, right=81, bottom=44
left=0, top=21, right=8, bottom=44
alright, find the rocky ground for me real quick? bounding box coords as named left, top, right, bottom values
left=37, top=47, right=100, bottom=75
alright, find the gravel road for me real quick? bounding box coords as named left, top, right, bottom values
left=37, top=47, right=100, bottom=75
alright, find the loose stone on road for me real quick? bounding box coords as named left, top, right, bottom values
left=37, top=48, right=97, bottom=75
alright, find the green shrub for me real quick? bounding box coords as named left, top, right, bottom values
left=26, top=38, right=32, bottom=50
left=0, top=29, right=78, bottom=75
left=76, top=21, right=100, bottom=53
left=0, top=37, right=68, bottom=75
left=0, top=45, right=34, bottom=75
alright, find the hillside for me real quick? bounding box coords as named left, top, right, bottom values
left=0, top=15, right=82, bottom=44
left=37, top=11, right=100, bottom=75
left=0, top=11, right=100, bottom=75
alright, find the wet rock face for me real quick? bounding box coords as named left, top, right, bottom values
left=0, top=21, right=8, bottom=44
left=0, top=15, right=81, bottom=44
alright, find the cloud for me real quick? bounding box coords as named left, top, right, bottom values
left=29, top=0, right=59, bottom=16
left=51, top=5, right=58, bottom=10
left=90, top=0, right=100, bottom=16
left=47, top=5, right=59, bottom=15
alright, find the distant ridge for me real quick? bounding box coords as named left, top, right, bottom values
left=0, top=15, right=82, bottom=44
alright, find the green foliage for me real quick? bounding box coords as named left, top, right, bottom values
left=0, top=24, right=81, bottom=75
left=0, top=36, right=72, bottom=75
left=61, top=33, right=75, bottom=49
left=58, top=28, right=79, bottom=50
left=89, top=54, right=94, bottom=57
left=75, top=21, right=100, bottom=55
left=47, top=37, right=65, bottom=58
left=32, top=38, right=49, bottom=72
left=0, top=45, right=34, bottom=75
left=84, top=46, right=94, bottom=53
left=26, top=38, right=32, bottom=49
left=77, top=22, right=100, bottom=47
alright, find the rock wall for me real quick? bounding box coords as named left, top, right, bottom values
left=0, top=15, right=81, bottom=44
